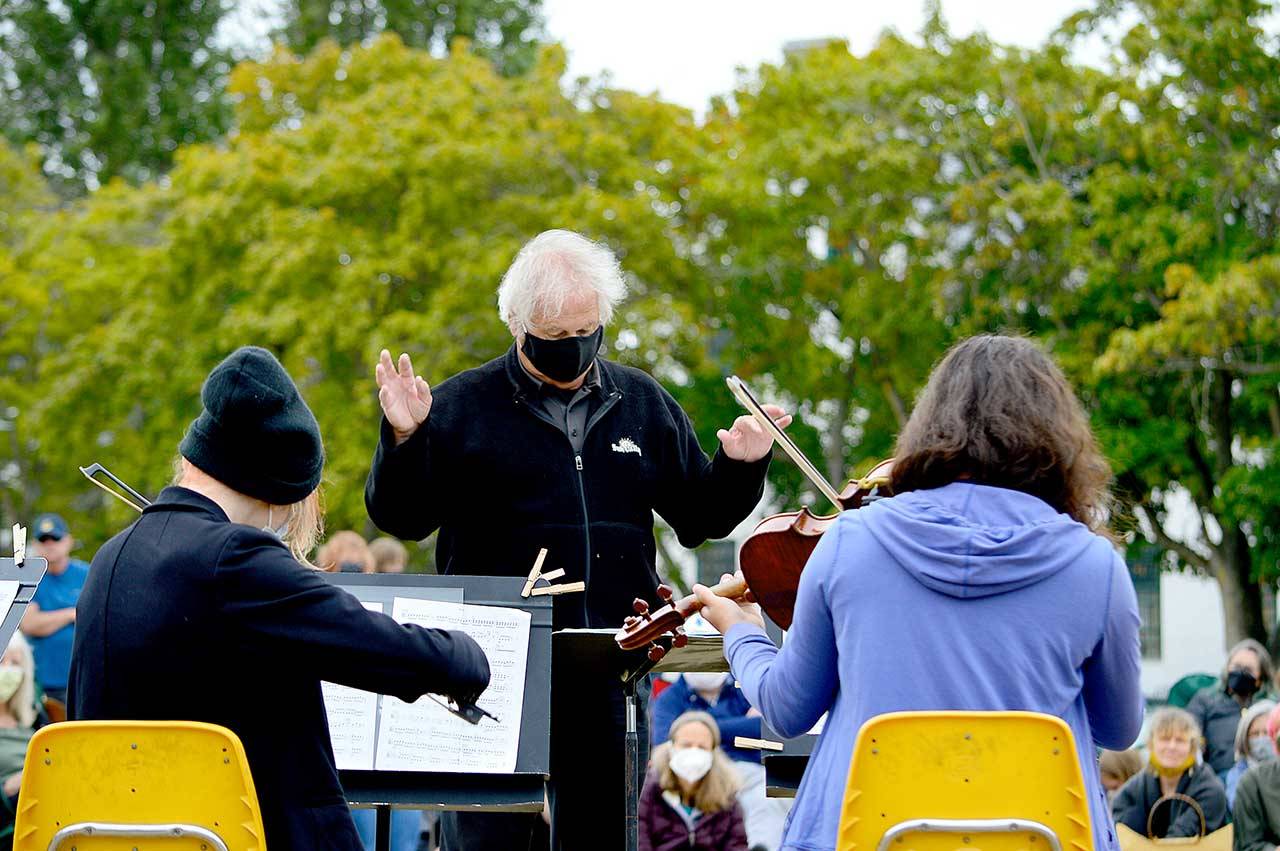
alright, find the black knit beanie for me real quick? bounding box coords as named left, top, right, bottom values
left=179, top=347, right=324, bottom=505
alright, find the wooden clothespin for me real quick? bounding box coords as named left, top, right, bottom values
left=530, top=581, right=585, bottom=597
left=734, top=736, right=784, bottom=752
left=11, top=525, right=26, bottom=568
left=521, top=548, right=549, bottom=598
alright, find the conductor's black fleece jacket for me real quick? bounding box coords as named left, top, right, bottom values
left=364, top=343, right=771, bottom=629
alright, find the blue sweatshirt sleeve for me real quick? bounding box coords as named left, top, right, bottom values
left=1081, top=549, right=1144, bottom=750
left=724, top=520, right=842, bottom=738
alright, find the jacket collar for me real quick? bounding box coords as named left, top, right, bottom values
left=145, top=486, right=231, bottom=523
left=503, top=342, right=618, bottom=401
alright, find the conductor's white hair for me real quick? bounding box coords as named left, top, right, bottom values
left=497, top=230, right=628, bottom=332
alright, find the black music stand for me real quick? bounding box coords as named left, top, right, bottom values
left=552, top=629, right=729, bottom=851
left=327, top=574, right=552, bottom=851
left=0, top=556, right=49, bottom=653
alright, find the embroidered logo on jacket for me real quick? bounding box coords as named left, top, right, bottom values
left=611, top=437, right=642, bottom=456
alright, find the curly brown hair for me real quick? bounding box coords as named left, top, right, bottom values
left=890, top=334, right=1113, bottom=532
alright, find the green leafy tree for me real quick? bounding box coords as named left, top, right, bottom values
left=277, top=0, right=544, bottom=76
left=0, top=0, right=234, bottom=194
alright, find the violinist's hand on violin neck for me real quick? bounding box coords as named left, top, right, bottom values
left=693, top=572, right=765, bottom=634
left=717, top=403, right=792, bottom=462
left=375, top=349, right=433, bottom=446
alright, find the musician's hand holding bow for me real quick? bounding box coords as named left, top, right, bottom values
left=717, top=403, right=792, bottom=462
left=376, top=349, right=433, bottom=446
left=694, top=571, right=765, bottom=634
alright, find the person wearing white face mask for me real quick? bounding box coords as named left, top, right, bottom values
left=0, top=633, right=38, bottom=843
left=1225, top=699, right=1278, bottom=808
left=640, top=711, right=747, bottom=851
left=652, top=673, right=787, bottom=851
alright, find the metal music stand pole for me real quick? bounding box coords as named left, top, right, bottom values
left=620, top=639, right=668, bottom=851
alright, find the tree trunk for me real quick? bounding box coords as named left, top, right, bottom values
left=1212, top=530, right=1266, bottom=646
left=822, top=389, right=852, bottom=493
left=1206, top=368, right=1267, bottom=645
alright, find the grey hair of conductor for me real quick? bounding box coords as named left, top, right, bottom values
left=496, top=229, right=629, bottom=334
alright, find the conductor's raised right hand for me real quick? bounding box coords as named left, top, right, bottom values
left=376, top=349, right=432, bottom=445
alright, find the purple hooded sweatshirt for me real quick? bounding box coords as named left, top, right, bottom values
left=724, top=481, right=1144, bottom=851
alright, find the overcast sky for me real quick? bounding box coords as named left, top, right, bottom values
left=540, top=0, right=1093, bottom=111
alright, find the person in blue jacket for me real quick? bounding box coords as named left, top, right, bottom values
left=696, top=334, right=1144, bottom=851
left=69, top=346, right=491, bottom=851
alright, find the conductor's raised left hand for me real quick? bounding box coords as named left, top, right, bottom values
left=717, top=403, right=791, bottom=462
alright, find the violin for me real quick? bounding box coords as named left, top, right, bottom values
left=614, top=377, right=894, bottom=658
left=79, top=462, right=499, bottom=726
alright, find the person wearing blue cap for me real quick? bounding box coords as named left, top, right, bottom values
left=69, top=345, right=492, bottom=851
left=20, top=512, right=88, bottom=704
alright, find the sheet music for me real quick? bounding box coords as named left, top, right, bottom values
left=375, top=597, right=531, bottom=773
left=323, top=602, right=383, bottom=771
left=0, top=582, right=18, bottom=623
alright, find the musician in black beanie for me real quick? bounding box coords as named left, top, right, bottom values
left=69, top=345, right=491, bottom=850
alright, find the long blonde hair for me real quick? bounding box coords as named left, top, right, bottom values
left=651, top=711, right=740, bottom=813
left=3, top=633, right=37, bottom=729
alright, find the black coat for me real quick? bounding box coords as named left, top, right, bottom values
left=1186, top=685, right=1275, bottom=775
left=68, top=487, right=490, bottom=851
left=1112, top=764, right=1230, bottom=838
left=365, top=345, right=771, bottom=630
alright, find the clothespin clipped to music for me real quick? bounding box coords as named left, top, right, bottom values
left=11, top=525, right=26, bottom=567
left=520, top=548, right=585, bottom=598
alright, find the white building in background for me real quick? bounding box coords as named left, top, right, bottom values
left=1137, top=571, right=1229, bottom=699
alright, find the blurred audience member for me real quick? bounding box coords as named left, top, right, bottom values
left=20, top=513, right=88, bottom=703
left=369, top=537, right=409, bottom=574
left=1226, top=699, right=1277, bottom=807
left=317, top=531, right=374, bottom=574
left=0, top=633, right=39, bottom=840
left=1187, top=638, right=1277, bottom=781
left=640, top=711, right=747, bottom=851
left=1113, top=707, right=1228, bottom=837
left=652, top=673, right=787, bottom=850
left=1233, top=704, right=1280, bottom=851
left=1099, top=749, right=1143, bottom=806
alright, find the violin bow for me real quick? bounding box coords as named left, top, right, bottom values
left=725, top=376, right=845, bottom=508
left=78, top=461, right=495, bottom=726
left=80, top=462, right=152, bottom=512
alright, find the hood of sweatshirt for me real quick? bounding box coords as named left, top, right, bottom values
left=862, top=481, right=1102, bottom=599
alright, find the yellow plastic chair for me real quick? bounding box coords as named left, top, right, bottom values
left=13, top=721, right=266, bottom=851
left=837, top=711, right=1093, bottom=851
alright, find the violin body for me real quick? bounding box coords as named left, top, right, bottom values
left=738, top=507, right=828, bottom=630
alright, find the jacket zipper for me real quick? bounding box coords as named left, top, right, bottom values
left=575, top=391, right=620, bottom=626
left=514, top=390, right=621, bottom=627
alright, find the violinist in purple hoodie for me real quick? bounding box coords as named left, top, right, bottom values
left=696, top=334, right=1144, bottom=851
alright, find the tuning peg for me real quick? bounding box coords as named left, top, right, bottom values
left=648, top=643, right=667, bottom=662
left=623, top=616, right=639, bottom=629
left=655, top=584, right=674, bottom=603
left=672, top=627, right=689, bottom=649
left=632, top=598, right=651, bottom=619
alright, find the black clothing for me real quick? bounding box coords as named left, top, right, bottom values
left=1187, top=685, right=1273, bottom=775
left=69, top=487, right=490, bottom=850
left=1112, top=765, right=1230, bottom=837
left=365, top=344, right=770, bottom=630
left=179, top=346, right=324, bottom=503
left=366, top=345, right=770, bottom=850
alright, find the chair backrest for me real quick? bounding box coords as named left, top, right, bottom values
left=14, top=720, right=266, bottom=851
left=837, top=711, right=1093, bottom=851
